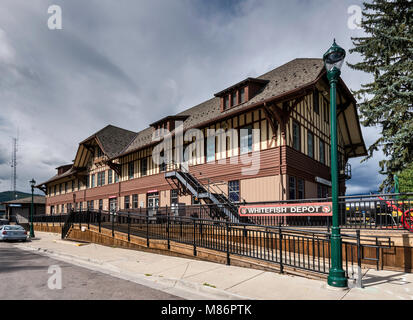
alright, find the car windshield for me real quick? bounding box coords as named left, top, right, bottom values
left=4, top=226, right=24, bottom=230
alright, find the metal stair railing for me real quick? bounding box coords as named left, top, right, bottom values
left=61, top=210, right=76, bottom=239
left=165, top=161, right=244, bottom=223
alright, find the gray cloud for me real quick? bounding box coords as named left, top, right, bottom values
left=0, top=0, right=382, bottom=194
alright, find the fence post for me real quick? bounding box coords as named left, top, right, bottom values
left=375, top=237, right=380, bottom=271
left=167, top=206, right=170, bottom=250
left=111, top=212, right=114, bottom=237
left=127, top=214, right=130, bottom=242
left=193, top=219, right=197, bottom=256
left=226, top=222, right=230, bottom=265
left=356, top=229, right=363, bottom=288
left=279, top=227, right=283, bottom=274
left=98, top=209, right=101, bottom=233
left=87, top=209, right=90, bottom=230
left=146, top=210, right=149, bottom=248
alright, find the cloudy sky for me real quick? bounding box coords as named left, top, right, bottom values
left=0, top=0, right=383, bottom=194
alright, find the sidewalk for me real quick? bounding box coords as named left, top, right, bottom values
left=14, top=232, right=413, bottom=300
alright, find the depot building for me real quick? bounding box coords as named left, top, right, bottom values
left=37, top=58, right=366, bottom=214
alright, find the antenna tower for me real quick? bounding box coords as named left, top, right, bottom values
left=10, top=137, right=17, bottom=199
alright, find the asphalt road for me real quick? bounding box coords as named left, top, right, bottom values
left=0, top=241, right=182, bottom=300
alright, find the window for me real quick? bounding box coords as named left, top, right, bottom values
left=231, top=92, right=237, bottom=106
left=64, top=182, right=68, bottom=193
left=124, top=195, right=130, bottom=209
left=128, top=162, right=134, bottom=180
left=140, top=158, right=147, bottom=177
left=59, top=184, right=62, bottom=194
left=317, top=184, right=329, bottom=198
left=224, top=95, right=229, bottom=110
left=91, top=174, right=95, bottom=187
left=78, top=180, right=81, bottom=190
left=319, top=139, right=325, bottom=164
left=307, top=131, right=314, bottom=158
left=206, top=134, right=215, bottom=162
left=240, top=125, right=252, bottom=154
left=86, top=175, right=90, bottom=188
left=114, top=172, right=119, bottom=183
left=159, top=151, right=166, bottom=172
left=293, top=121, right=301, bottom=151
left=79, top=202, right=83, bottom=212
left=71, top=180, right=75, bottom=192
left=54, top=185, right=56, bottom=195
left=313, top=89, right=319, bottom=114
left=132, top=194, right=138, bottom=209
left=96, top=146, right=104, bottom=158
left=228, top=180, right=240, bottom=202
left=99, top=199, right=103, bottom=210
left=298, top=179, right=305, bottom=199
left=240, top=87, right=245, bottom=103
left=97, top=172, right=105, bottom=186
left=289, top=176, right=296, bottom=200
left=324, top=99, right=329, bottom=123
left=171, top=190, right=178, bottom=205
left=108, top=169, right=113, bottom=184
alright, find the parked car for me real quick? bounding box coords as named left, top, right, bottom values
left=0, top=225, right=28, bottom=242
left=0, top=219, right=9, bottom=226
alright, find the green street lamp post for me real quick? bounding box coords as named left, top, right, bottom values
left=30, top=178, right=36, bottom=238
left=323, top=39, right=348, bottom=288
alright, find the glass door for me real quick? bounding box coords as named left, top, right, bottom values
left=147, top=192, right=159, bottom=221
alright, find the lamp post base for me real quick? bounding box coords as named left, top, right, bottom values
left=29, top=224, right=35, bottom=238
left=327, top=269, right=348, bottom=288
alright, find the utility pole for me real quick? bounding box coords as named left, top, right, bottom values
left=10, top=137, right=18, bottom=199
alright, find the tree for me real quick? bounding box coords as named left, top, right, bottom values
left=399, top=162, right=413, bottom=193
left=347, top=0, right=413, bottom=191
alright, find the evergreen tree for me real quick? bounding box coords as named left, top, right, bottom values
left=399, top=162, right=413, bottom=193
left=347, top=0, right=413, bottom=191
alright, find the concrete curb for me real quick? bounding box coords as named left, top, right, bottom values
left=15, top=243, right=253, bottom=300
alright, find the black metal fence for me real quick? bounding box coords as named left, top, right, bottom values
left=34, top=209, right=392, bottom=287
left=34, top=193, right=413, bottom=231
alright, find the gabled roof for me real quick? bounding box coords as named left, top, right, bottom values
left=35, top=166, right=77, bottom=187
left=73, top=125, right=137, bottom=168
left=80, top=124, right=137, bottom=159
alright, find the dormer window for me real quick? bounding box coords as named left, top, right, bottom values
left=231, top=92, right=237, bottom=107
left=224, top=95, right=229, bottom=110
left=150, top=115, right=189, bottom=132
left=215, top=77, right=269, bottom=112
left=240, top=87, right=245, bottom=103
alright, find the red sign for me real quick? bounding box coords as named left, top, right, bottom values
left=239, top=202, right=333, bottom=217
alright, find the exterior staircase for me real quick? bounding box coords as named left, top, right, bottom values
left=165, top=169, right=242, bottom=223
